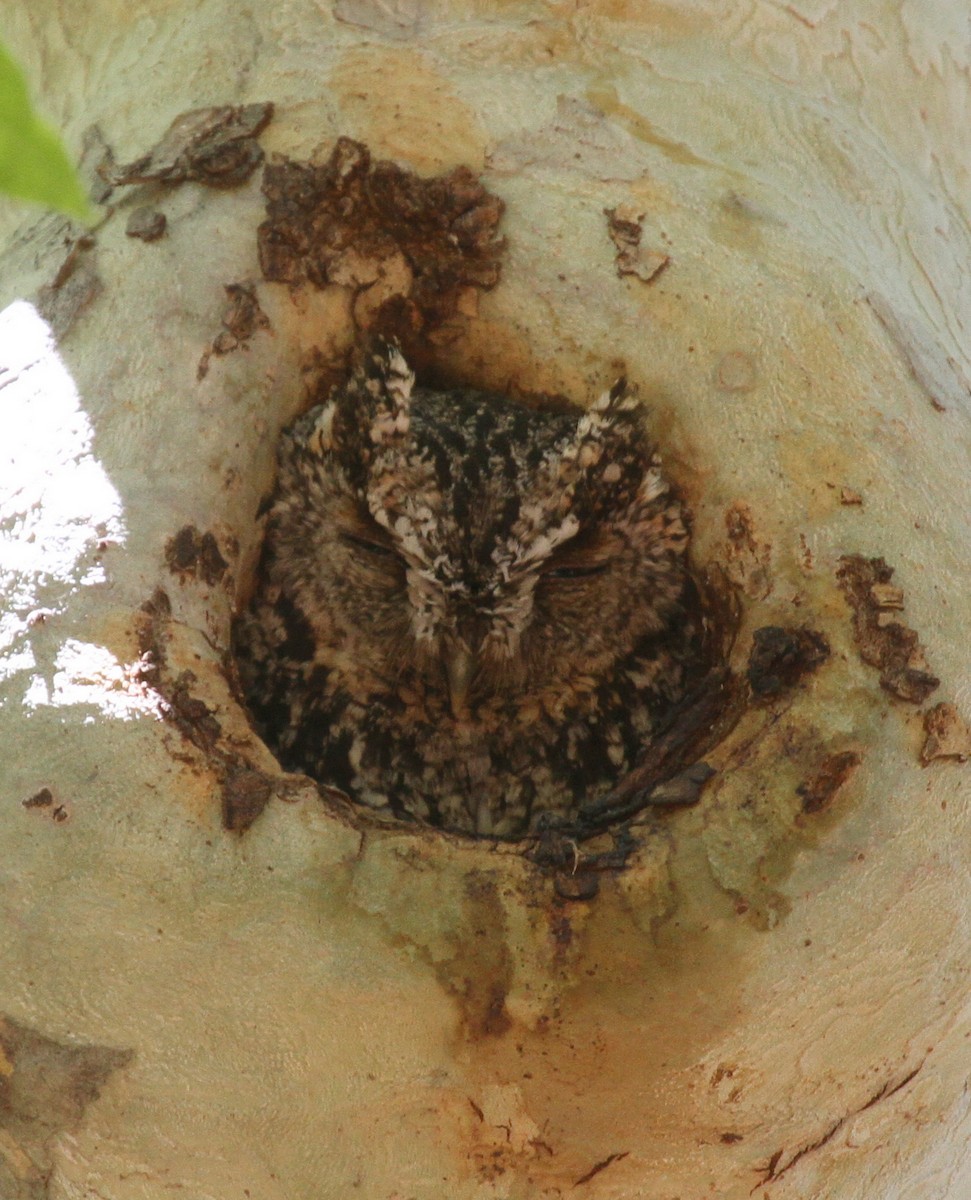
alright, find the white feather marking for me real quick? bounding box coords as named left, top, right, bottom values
left=636, top=468, right=667, bottom=503
left=309, top=402, right=336, bottom=453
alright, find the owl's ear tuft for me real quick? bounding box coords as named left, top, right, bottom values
left=329, top=338, right=415, bottom=465
left=360, top=338, right=415, bottom=446
left=564, top=378, right=647, bottom=473
left=590, top=377, right=644, bottom=421
left=362, top=338, right=413, bottom=393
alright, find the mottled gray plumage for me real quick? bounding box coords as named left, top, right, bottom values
left=235, top=342, right=700, bottom=838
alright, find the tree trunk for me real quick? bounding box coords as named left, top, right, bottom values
left=2, top=3, right=970, bottom=1197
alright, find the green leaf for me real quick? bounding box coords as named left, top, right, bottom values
left=0, top=41, right=93, bottom=220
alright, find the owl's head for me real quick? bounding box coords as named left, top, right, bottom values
left=270, top=342, right=690, bottom=724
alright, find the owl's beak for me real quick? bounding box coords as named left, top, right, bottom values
left=444, top=639, right=474, bottom=721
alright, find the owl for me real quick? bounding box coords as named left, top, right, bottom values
left=235, top=341, right=701, bottom=838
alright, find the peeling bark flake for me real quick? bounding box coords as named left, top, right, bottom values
left=21, top=787, right=54, bottom=810
left=836, top=555, right=939, bottom=704
left=921, top=702, right=971, bottom=764
left=111, top=103, right=274, bottom=188
left=125, top=207, right=167, bottom=241
left=796, top=751, right=862, bottom=815
left=604, top=204, right=670, bottom=283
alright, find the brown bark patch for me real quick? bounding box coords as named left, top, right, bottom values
left=746, top=626, right=830, bottom=698
left=134, top=600, right=220, bottom=753
left=164, top=525, right=230, bottom=585
left=836, top=555, right=939, bottom=703
left=21, top=787, right=53, bottom=810
left=222, top=765, right=275, bottom=831
left=218, top=282, right=269, bottom=345
left=197, top=283, right=270, bottom=378
left=796, top=750, right=862, bottom=815
left=166, top=670, right=223, bottom=752
left=20, top=787, right=70, bottom=824
left=134, top=590, right=278, bottom=830
left=257, top=137, right=504, bottom=346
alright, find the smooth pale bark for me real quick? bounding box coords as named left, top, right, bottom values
left=1, top=3, right=970, bottom=1198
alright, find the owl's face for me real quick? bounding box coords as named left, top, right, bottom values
left=267, top=344, right=689, bottom=728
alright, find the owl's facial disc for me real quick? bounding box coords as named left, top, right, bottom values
left=319, top=351, right=684, bottom=722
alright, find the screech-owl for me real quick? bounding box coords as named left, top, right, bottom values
left=235, top=341, right=702, bottom=838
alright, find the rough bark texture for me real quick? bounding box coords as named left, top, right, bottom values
left=1, top=3, right=970, bottom=1198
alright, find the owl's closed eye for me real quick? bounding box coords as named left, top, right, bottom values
left=235, top=341, right=701, bottom=837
